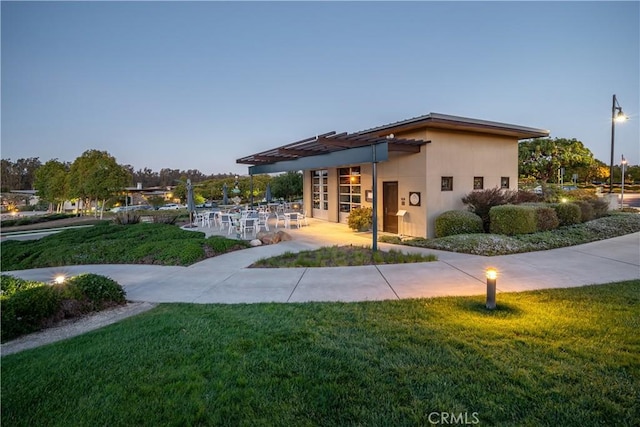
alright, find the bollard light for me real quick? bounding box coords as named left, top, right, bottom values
left=53, top=275, right=66, bottom=285
left=486, top=268, right=497, bottom=309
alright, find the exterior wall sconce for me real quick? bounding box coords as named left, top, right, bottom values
left=486, top=268, right=497, bottom=309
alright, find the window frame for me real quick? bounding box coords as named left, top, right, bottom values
left=473, top=177, right=484, bottom=190
left=441, top=176, right=453, bottom=192
left=500, top=177, right=510, bottom=189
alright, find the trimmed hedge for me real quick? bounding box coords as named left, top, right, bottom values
left=66, top=273, right=127, bottom=310
left=489, top=205, right=537, bottom=236
left=552, top=203, right=582, bottom=226
left=434, top=210, right=483, bottom=237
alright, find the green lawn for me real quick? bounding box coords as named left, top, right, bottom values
left=2, top=281, right=638, bottom=426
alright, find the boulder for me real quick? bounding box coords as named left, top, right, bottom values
left=250, top=239, right=262, bottom=247
left=276, top=231, right=292, bottom=242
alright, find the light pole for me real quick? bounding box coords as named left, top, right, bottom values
left=620, top=154, right=627, bottom=208
left=609, top=94, right=627, bottom=193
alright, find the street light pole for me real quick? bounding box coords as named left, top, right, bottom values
left=621, top=154, right=627, bottom=209
left=609, top=95, right=627, bottom=193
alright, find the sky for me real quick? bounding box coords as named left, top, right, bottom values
left=2, top=1, right=639, bottom=176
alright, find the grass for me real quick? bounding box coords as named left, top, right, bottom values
left=402, top=213, right=640, bottom=255
left=250, top=245, right=437, bottom=268
left=0, top=223, right=249, bottom=270
left=2, top=281, right=638, bottom=426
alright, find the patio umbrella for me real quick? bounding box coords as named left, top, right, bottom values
left=265, top=183, right=272, bottom=203
left=186, top=179, right=196, bottom=227
left=222, top=183, right=229, bottom=205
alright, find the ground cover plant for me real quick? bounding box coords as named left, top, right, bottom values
left=250, top=245, right=437, bottom=268
left=404, top=213, right=640, bottom=255
left=2, top=281, right=638, bottom=426
left=0, top=213, right=76, bottom=228
left=0, top=223, right=250, bottom=270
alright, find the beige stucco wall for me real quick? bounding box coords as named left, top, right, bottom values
left=423, top=129, right=518, bottom=237
left=302, top=127, right=519, bottom=239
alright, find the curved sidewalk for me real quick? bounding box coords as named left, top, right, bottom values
left=5, top=229, right=639, bottom=304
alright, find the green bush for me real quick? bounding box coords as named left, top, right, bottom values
left=588, top=198, right=610, bottom=219
left=434, top=210, right=483, bottom=237
left=1, top=213, right=75, bottom=228
left=1, top=283, right=61, bottom=342
left=489, top=205, right=537, bottom=235
left=552, top=203, right=582, bottom=226
left=573, top=200, right=595, bottom=222
left=66, top=274, right=126, bottom=310
left=347, top=207, right=373, bottom=231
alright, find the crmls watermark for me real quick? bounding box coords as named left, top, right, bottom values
left=427, top=412, right=480, bottom=425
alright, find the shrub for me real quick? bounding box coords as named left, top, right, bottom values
left=588, top=198, right=610, bottom=219
left=552, top=203, right=582, bottom=226
left=512, top=190, right=543, bottom=204
left=533, top=206, right=559, bottom=231
left=1, top=284, right=61, bottom=342
left=66, top=273, right=126, bottom=310
left=489, top=205, right=537, bottom=235
left=206, top=236, right=251, bottom=254
left=113, top=211, right=141, bottom=225
left=462, top=187, right=517, bottom=232
left=347, top=207, right=373, bottom=231
left=573, top=200, right=595, bottom=222
left=0, top=275, right=43, bottom=299
left=434, top=210, right=483, bottom=237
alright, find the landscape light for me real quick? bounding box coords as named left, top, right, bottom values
left=53, top=275, right=66, bottom=285
left=486, top=268, right=497, bottom=309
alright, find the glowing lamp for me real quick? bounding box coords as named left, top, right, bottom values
left=485, top=268, right=497, bottom=309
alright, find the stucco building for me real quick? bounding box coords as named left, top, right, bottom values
left=237, top=113, right=549, bottom=238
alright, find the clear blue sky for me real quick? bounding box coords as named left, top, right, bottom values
left=2, top=1, right=638, bottom=175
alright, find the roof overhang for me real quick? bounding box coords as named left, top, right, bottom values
left=359, top=112, right=550, bottom=140
left=247, top=143, right=390, bottom=175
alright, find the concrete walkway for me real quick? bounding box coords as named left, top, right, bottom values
left=5, top=219, right=639, bottom=303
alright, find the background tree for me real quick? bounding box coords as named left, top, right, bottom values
left=270, top=171, right=303, bottom=201
left=34, top=159, right=69, bottom=212
left=1, top=157, right=42, bottom=191
left=519, top=138, right=595, bottom=184
left=68, top=150, right=130, bottom=217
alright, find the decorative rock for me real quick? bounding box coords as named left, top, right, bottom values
left=250, top=239, right=263, bottom=247
left=276, top=231, right=292, bottom=241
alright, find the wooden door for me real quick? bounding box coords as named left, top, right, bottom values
left=383, top=181, right=398, bottom=233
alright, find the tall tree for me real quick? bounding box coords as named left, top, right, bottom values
left=519, top=138, right=595, bottom=184
left=34, top=159, right=69, bottom=212
left=68, top=150, right=130, bottom=217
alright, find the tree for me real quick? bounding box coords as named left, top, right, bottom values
left=1, top=157, right=42, bottom=191
left=519, top=138, right=595, bottom=184
left=34, top=159, right=69, bottom=212
left=271, top=171, right=303, bottom=201
left=68, top=150, right=130, bottom=218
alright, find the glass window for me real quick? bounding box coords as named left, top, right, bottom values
left=338, top=166, right=363, bottom=213
left=501, top=177, right=510, bottom=189
left=474, top=177, right=484, bottom=190
left=312, top=170, right=329, bottom=211
left=441, top=177, right=453, bottom=191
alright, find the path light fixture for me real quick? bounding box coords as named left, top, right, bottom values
left=609, top=94, right=627, bottom=193
left=53, top=275, right=66, bottom=285
left=486, top=268, right=497, bottom=310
